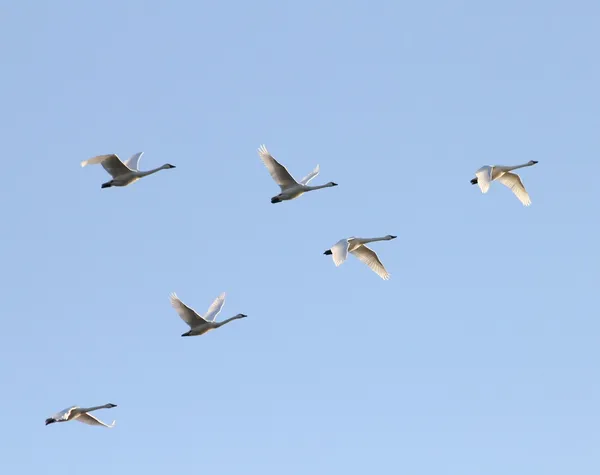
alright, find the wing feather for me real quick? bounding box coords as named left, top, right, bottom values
left=76, top=413, right=115, bottom=428
left=81, top=154, right=132, bottom=178
left=257, top=145, right=297, bottom=189
left=299, top=164, right=320, bottom=185
left=497, top=172, right=532, bottom=206
left=169, top=293, right=206, bottom=326
left=204, top=292, right=226, bottom=322
left=330, top=239, right=350, bottom=267
left=124, top=152, right=144, bottom=171
left=351, top=245, right=391, bottom=280
left=475, top=166, right=493, bottom=194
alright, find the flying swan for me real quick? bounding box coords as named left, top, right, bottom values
left=169, top=292, right=247, bottom=337
left=471, top=161, right=538, bottom=206
left=81, top=152, right=175, bottom=188
left=324, top=235, right=397, bottom=280
left=257, top=144, right=338, bottom=203
left=45, top=403, right=117, bottom=428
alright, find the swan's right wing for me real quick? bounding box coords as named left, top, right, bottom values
left=123, top=152, right=144, bottom=171
left=351, top=245, right=391, bottom=280
left=299, top=164, right=320, bottom=185
left=497, top=172, right=532, bottom=206
left=204, top=292, right=226, bottom=322
left=170, top=293, right=206, bottom=326
left=330, top=239, right=350, bottom=267
left=257, top=145, right=298, bottom=189
left=80, top=154, right=132, bottom=178
left=76, top=413, right=116, bottom=428
left=475, top=166, right=493, bottom=194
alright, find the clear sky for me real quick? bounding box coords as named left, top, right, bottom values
left=1, top=1, right=599, bottom=474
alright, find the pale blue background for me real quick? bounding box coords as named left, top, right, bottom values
left=1, top=1, right=599, bottom=474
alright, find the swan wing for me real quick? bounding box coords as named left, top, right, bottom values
left=170, top=293, right=206, bottom=326
left=330, top=239, right=350, bottom=267
left=497, top=172, right=532, bottom=206
left=52, top=406, right=77, bottom=421
left=257, top=145, right=298, bottom=189
left=76, top=413, right=115, bottom=428
left=204, top=292, right=226, bottom=322
left=351, top=245, right=391, bottom=280
left=475, top=166, right=493, bottom=194
left=81, top=154, right=132, bottom=178
left=124, top=152, right=144, bottom=171
left=299, top=164, right=320, bottom=185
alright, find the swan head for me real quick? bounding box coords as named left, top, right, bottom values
left=163, top=164, right=176, bottom=169
left=45, top=418, right=56, bottom=426
left=105, top=403, right=117, bottom=408
left=387, top=235, right=397, bottom=240
left=323, top=249, right=333, bottom=255
left=236, top=314, right=248, bottom=319
left=529, top=160, right=538, bottom=165
left=271, top=196, right=282, bottom=204
left=328, top=182, right=338, bottom=187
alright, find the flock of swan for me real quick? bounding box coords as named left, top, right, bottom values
left=44, top=146, right=539, bottom=428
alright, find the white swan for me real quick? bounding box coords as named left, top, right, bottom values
left=324, top=235, right=397, bottom=280
left=471, top=161, right=538, bottom=206
left=257, top=145, right=338, bottom=203
left=45, top=403, right=117, bottom=428
left=81, top=152, right=175, bottom=188
left=169, top=292, right=247, bottom=337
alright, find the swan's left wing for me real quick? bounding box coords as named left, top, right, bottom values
left=475, top=166, right=493, bottom=194
left=77, top=413, right=116, bottom=428
left=124, top=152, right=144, bottom=171
left=81, top=154, right=133, bottom=178
left=299, top=165, right=320, bottom=185
left=204, top=292, right=226, bottom=322
left=497, top=172, right=532, bottom=206
left=170, top=293, right=207, bottom=325
left=257, top=145, right=298, bottom=189
left=351, top=245, right=391, bottom=280
left=52, top=406, right=77, bottom=422
left=330, top=239, right=350, bottom=267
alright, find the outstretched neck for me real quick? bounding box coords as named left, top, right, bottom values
left=78, top=404, right=109, bottom=413
left=138, top=165, right=168, bottom=177
left=305, top=183, right=334, bottom=191
left=501, top=162, right=535, bottom=172
left=215, top=315, right=246, bottom=327
left=357, top=236, right=392, bottom=244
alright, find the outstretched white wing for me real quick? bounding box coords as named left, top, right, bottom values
left=124, top=152, right=144, bottom=171
left=257, top=145, right=298, bottom=190
left=52, top=406, right=77, bottom=422
left=76, top=413, right=116, bottom=428
left=475, top=166, right=493, bottom=194
left=299, top=164, right=320, bottom=185
left=204, top=292, right=226, bottom=322
left=351, top=245, right=391, bottom=280
left=81, top=154, right=132, bottom=178
left=169, top=293, right=206, bottom=326
left=330, top=239, right=350, bottom=267
left=497, top=172, right=532, bottom=206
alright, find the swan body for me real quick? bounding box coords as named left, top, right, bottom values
left=257, top=145, right=338, bottom=203
left=471, top=160, right=538, bottom=206
left=81, top=152, right=175, bottom=188
left=45, top=403, right=117, bottom=428
left=324, top=235, right=397, bottom=280
left=169, top=292, right=247, bottom=337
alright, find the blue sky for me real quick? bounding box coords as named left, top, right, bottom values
left=1, top=1, right=599, bottom=473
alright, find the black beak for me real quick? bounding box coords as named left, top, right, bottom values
left=390, top=235, right=397, bottom=239
left=45, top=418, right=55, bottom=426
left=331, top=182, right=338, bottom=186
left=532, top=161, right=538, bottom=164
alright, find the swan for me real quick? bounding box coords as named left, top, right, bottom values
left=257, top=145, right=338, bottom=203
left=169, top=292, right=248, bottom=337
left=45, top=403, right=117, bottom=428
left=471, top=161, right=538, bottom=206
left=324, top=235, right=397, bottom=280
left=81, top=152, right=175, bottom=188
